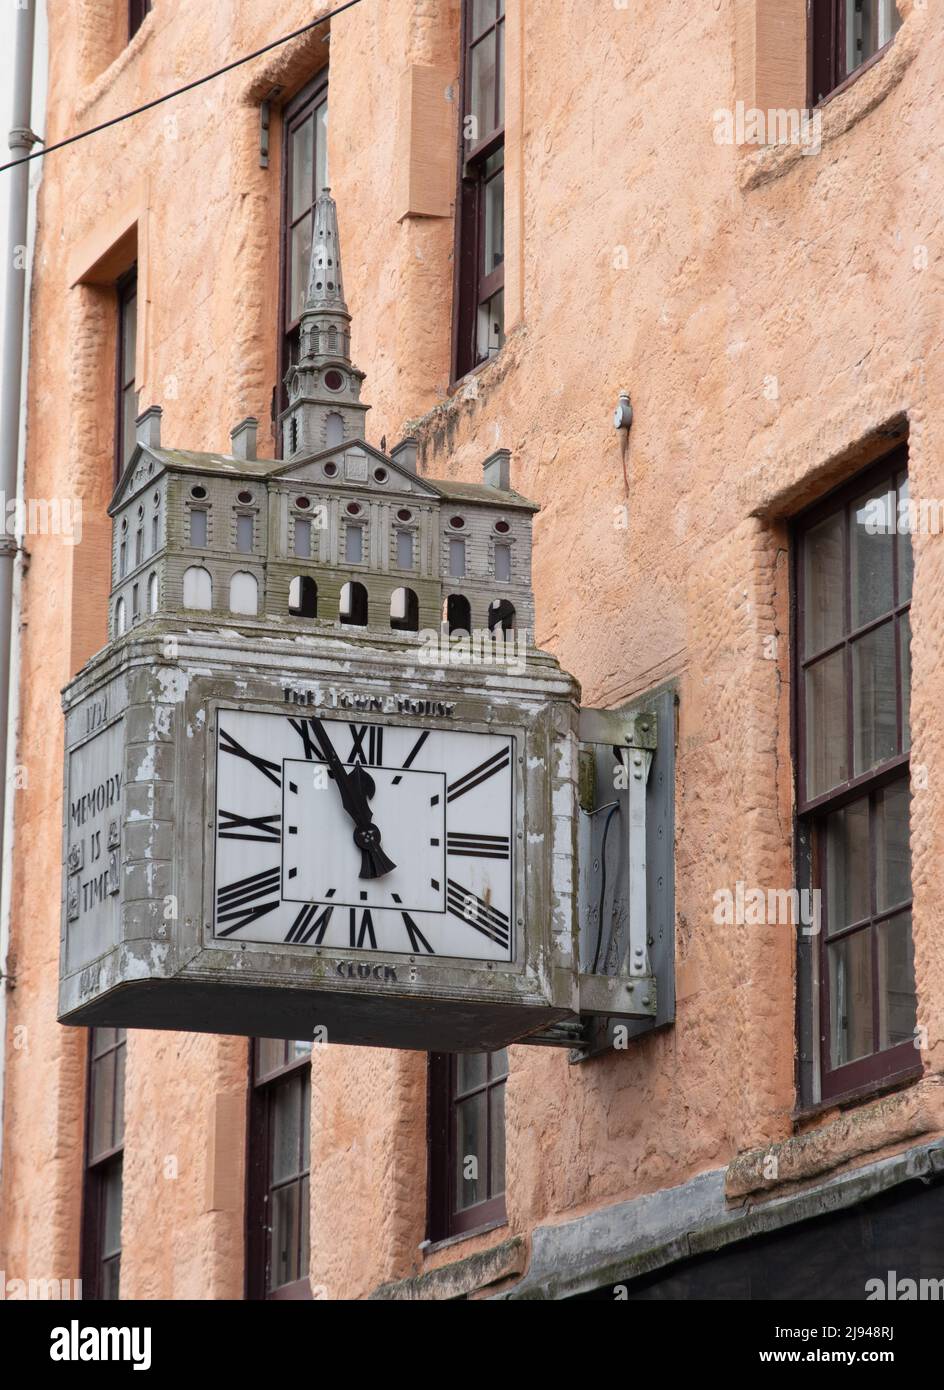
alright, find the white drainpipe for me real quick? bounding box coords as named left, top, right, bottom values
left=0, top=0, right=44, bottom=1181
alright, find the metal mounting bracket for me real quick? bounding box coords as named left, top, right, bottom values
left=575, top=707, right=657, bottom=1023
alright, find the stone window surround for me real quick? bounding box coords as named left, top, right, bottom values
left=735, top=0, right=923, bottom=191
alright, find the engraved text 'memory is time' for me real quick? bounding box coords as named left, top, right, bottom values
left=284, top=688, right=457, bottom=718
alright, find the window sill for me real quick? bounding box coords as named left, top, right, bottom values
left=369, top=1234, right=524, bottom=1301
left=738, top=19, right=919, bottom=193
left=421, top=1217, right=507, bottom=1258
left=794, top=1064, right=923, bottom=1127
left=448, top=346, right=509, bottom=398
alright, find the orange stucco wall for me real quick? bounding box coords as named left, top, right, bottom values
left=2, top=0, right=943, bottom=1299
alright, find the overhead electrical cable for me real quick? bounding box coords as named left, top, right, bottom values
left=0, top=0, right=365, bottom=174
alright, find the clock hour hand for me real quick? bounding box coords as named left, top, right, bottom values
left=348, top=765, right=397, bottom=880
left=307, top=718, right=396, bottom=879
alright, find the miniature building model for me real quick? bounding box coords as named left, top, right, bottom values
left=108, top=190, right=536, bottom=645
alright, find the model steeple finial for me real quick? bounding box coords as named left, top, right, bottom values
left=305, top=187, right=347, bottom=314
left=280, top=187, right=369, bottom=459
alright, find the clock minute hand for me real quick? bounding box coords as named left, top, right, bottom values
left=307, top=718, right=396, bottom=879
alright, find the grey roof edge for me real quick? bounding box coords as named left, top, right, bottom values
left=501, top=1139, right=944, bottom=1300
left=108, top=442, right=540, bottom=512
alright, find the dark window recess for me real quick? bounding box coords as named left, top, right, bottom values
left=115, top=267, right=139, bottom=484
left=340, top=581, right=368, bottom=626
left=452, top=0, right=506, bottom=380
left=390, top=587, right=419, bottom=632
left=428, top=1050, right=508, bottom=1241
left=246, top=1039, right=313, bottom=1300
left=445, top=593, right=472, bottom=636
left=810, top=0, right=902, bottom=106
left=129, top=0, right=152, bottom=42
left=794, top=448, right=918, bottom=1103
left=277, top=73, right=329, bottom=447
left=81, top=1028, right=127, bottom=1300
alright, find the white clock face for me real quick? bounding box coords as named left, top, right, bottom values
left=212, top=709, right=516, bottom=961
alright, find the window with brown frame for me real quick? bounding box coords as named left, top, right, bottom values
left=115, top=266, right=139, bottom=484
left=452, top=0, right=505, bottom=381
left=277, top=74, right=329, bottom=445
left=129, top=0, right=152, bottom=42
left=427, top=1050, right=508, bottom=1241
left=794, top=449, right=918, bottom=1104
left=810, top=0, right=902, bottom=106
left=246, top=1039, right=313, bottom=1300
left=81, top=1028, right=127, bottom=1300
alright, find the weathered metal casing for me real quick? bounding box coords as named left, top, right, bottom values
left=59, top=623, right=581, bottom=1051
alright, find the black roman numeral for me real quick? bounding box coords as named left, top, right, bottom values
left=216, top=867, right=281, bottom=937
left=219, top=728, right=281, bottom=787
left=446, top=879, right=510, bottom=950
left=348, top=724, right=384, bottom=766
left=446, top=746, right=511, bottom=802
left=349, top=907, right=377, bottom=950
left=392, top=731, right=430, bottom=785
left=402, top=912, right=434, bottom=954
left=284, top=903, right=334, bottom=945
left=288, top=716, right=325, bottom=761
left=218, top=811, right=282, bottom=842
left=446, top=832, right=511, bottom=860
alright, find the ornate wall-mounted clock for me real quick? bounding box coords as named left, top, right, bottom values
left=59, top=190, right=668, bottom=1053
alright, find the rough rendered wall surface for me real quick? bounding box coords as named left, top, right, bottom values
left=1, top=0, right=942, bottom=1299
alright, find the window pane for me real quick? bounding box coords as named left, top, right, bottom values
left=471, top=0, right=497, bottom=38
left=852, top=486, right=895, bottom=628
left=236, top=515, right=254, bottom=553
left=294, top=518, right=312, bottom=560
left=449, top=538, right=466, bottom=579
left=898, top=476, right=914, bottom=603
left=900, top=610, right=911, bottom=752
left=91, top=1050, right=117, bottom=1160
left=292, top=1039, right=313, bottom=1061
left=804, top=513, right=844, bottom=657
left=290, top=213, right=313, bottom=324
left=847, top=0, right=902, bottom=76
left=102, top=1255, right=121, bottom=1301
left=470, top=32, right=497, bottom=141
left=828, top=930, right=874, bottom=1068
left=397, top=530, right=413, bottom=569
left=825, top=797, right=870, bottom=933
left=299, top=1175, right=310, bottom=1278
left=272, top=1077, right=302, bottom=1183
left=456, top=1093, right=487, bottom=1210
left=122, top=293, right=137, bottom=384
left=345, top=525, right=363, bottom=564
left=457, top=1053, right=487, bottom=1094
left=494, top=542, right=511, bottom=582
left=256, top=1037, right=287, bottom=1080
left=122, top=385, right=139, bottom=469
left=875, top=778, right=911, bottom=913
left=852, top=622, right=898, bottom=776
left=477, top=288, right=504, bottom=361
left=805, top=650, right=848, bottom=799
left=291, top=115, right=314, bottom=222
left=102, top=1160, right=123, bottom=1259
left=489, top=1082, right=506, bottom=1197
left=484, top=164, right=504, bottom=275
left=270, top=1181, right=300, bottom=1289
left=316, top=100, right=329, bottom=194
left=877, top=910, right=916, bottom=1051
left=190, top=510, right=207, bottom=548
left=301, top=1071, right=311, bottom=1171
left=93, top=1027, right=117, bottom=1057
left=113, top=1043, right=126, bottom=1148
left=490, top=1047, right=509, bottom=1080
